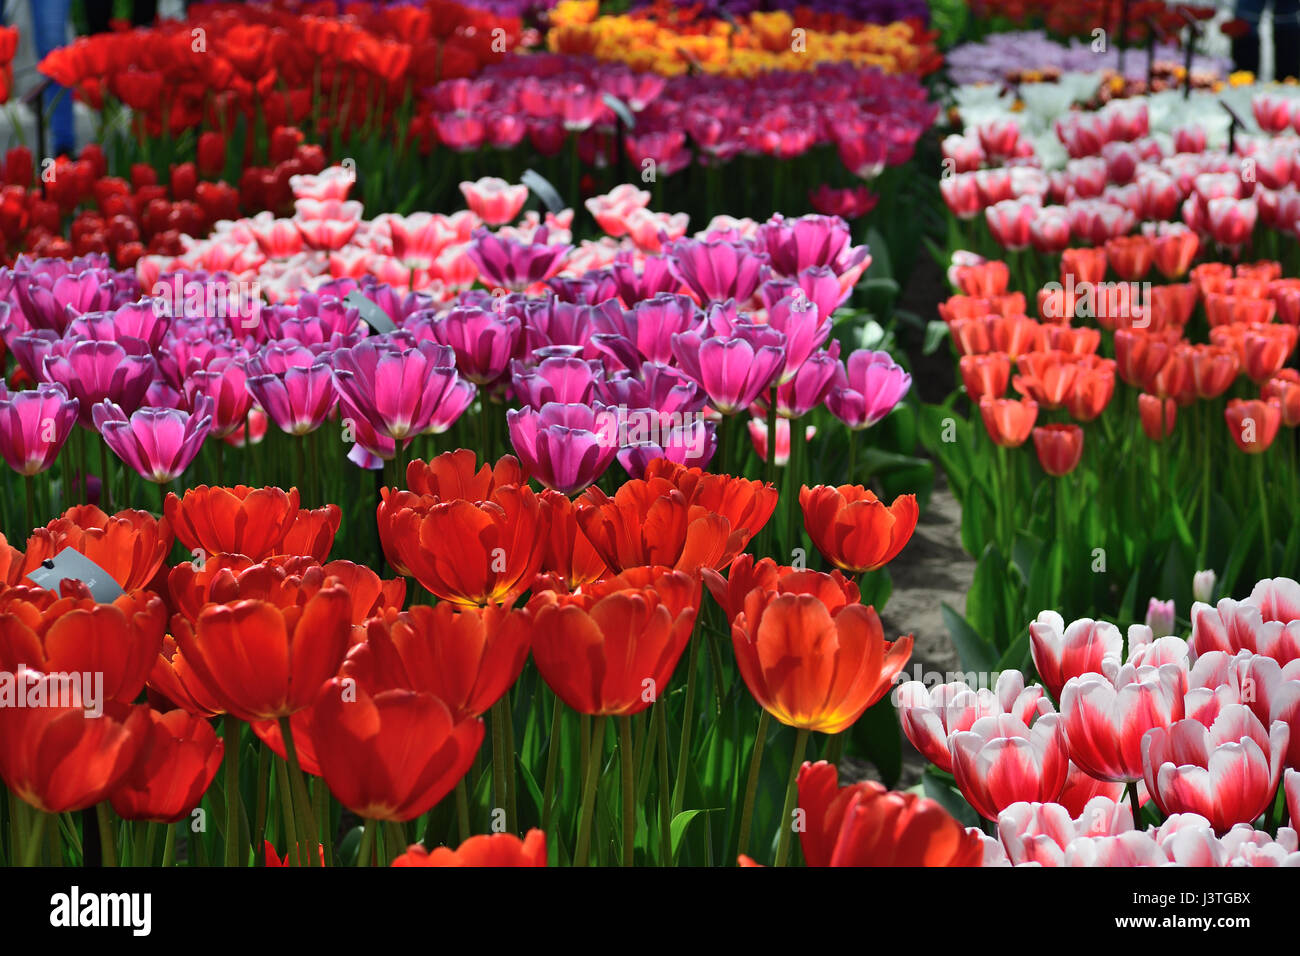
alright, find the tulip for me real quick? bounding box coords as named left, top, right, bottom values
left=512, top=356, right=601, bottom=409
left=732, top=591, right=910, bottom=735
left=109, top=709, right=223, bottom=823
left=895, top=671, right=1050, bottom=773
left=1059, top=662, right=1187, bottom=783
left=403, top=449, right=525, bottom=501
left=1028, top=613, right=1123, bottom=700
left=311, top=677, right=483, bottom=824
left=0, top=587, right=165, bottom=704
left=19, top=504, right=172, bottom=592
left=278, top=504, right=343, bottom=561
left=42, top=339, right=155, bottom=426
left=530, top=567, right=699, bottom=716
left=1193, top=570, right=1217, bottom=604
left=171, top=583, right=353, bottom=721
left=345, top=603, right=532, bottom=721
left=799, top=484, right=918, bottom=574
left=824, top=349, right=912, bottom=430
left=1032, top=424, right=1084, bottom=476
left=331, top=340, right=471, bottom=444
left=426, top=306, right=520, bottom=385
left=958, top=353, right=1010, bottom=402
left=576, top=460, right=776, bottom=573
left=0, top=382, right=78, bottom=476
left=670, top=329, right=785, bottom=416
left=94, top=397, right=212, bottom=484
left=506, top=402, right=619, bottom=495
left=1263, top=369, right=1300, bottom=427
left=1225, top=398, right=1282, bottom=454
left=1142, top=705, right=1288, bottom=833
left=383, top=484, right=547, bottom=606
left=183, top=357, right=253, bottom=439
left=0, top=673, right=148, bottom=819
left=467, top=226, right=570, bottom=291
left=458, top=178, right=528, bottom=226
left=165, top=485, right=303, bottom=562
left=391, top=830, right=548, bottom=866
left=245, top=346, right=338, bottom=436
left=796, top=761, right=984, bottom=867
left=1145, top=598, right=1175, bottom=639
left=1138, top=392, right=1176, bottom=441
left=1190, top=577, right=1300, bottom=666
left=949, top=713, right=1070, bottom=820
left=979, top=396, right=1037, bottom=447
left=667, top=237, right=770, bottom=304
left=997, top=797, right=1134, bottom=866
left=701, top=558, right=859, bottom=626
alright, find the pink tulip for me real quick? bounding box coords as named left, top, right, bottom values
left=93, top=396, right=212, bottom=483
left=997, top=796, right=1133, bottom=866
left=458, top=178, right=528, bottom=227
left=1142, top=705, right=1288, bottom=833
left=666, top=238, right=770, bottom=305
left=895, top=670, right=1050, bottom=774
left=1186, top=650, right=1300, bottom=769
left=1029, top=613, right=1123, bottom=699
left=1063, top=831, right=1166, bottom=867
left=1059, top=661, right=1187, bottom=783
left=824, top=349, right=911, bottom=430
left=0, top=382, right=79, bottom=476
left=425, top=305, right=521, bottom=385
left=1191, top=577, right=1300, bottom=666
left=950, top=713, right=1070, bottom=820
left=585, top=184, right=652, bottom=238
left=331, top=340, right=471, bottom=443
left=183, top=355, right=252, bottom=439
left=506, top=402, right=619, bottom=495
left=245, top=344, right=338, bottom=436
left=42, top=339, right=156, bottom=426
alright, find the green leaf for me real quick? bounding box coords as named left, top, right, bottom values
left=922, top=320, right=950, bottom=355
left=942, top=601, right=998, bottom=674
left=921, top=769, right=979, bottom=828
left=670, top=809, right=712, bottom=859
left=849, top=695, right=902, bottom=787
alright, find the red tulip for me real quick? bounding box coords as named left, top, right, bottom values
left=1225, top=398, right=1282, bottom=454
left=391, top=829, right=547, bottom=866
left=700, top=554, right=858, bottom=624
left=310, top=677, right=483, bottom=822
left=165, top=485, right=303, bottom=562
left=109, top=709, right=223, bottom=823
left=979, top=396, right=1037, bottom=447
left=20, top=505, right=172, bottom=592
left=1138, top=393, right=1177, bottom=441
left=950, top=713, right=1070, bottom=820
left=1032, top=424, right=1084, bottom=476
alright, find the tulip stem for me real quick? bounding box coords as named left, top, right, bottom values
left=21, top=809, right=47, bottom=867
left=279, top=717, right=320, bottom=867
left=96, top=803, right=119, bottom=867
left=1127, top=780, right=1142, bottom=825
left=274, top=757, right=299, bottom=866
left=356, top=819, right=375, bottom=867
left=671, top=636, right=701, bottom=817
left=503, top=698, right=518, bottom=833
left=1255, top=455, right=1273, bottom=576
left=252, top=743, right=271, bottom=863
left=619, top=716, right=635, bottom=866
left=764, top=386, right=778, bottom=490
left=773, top=728, right=810, bottom=867
left=574, top=715, right=607, bottom=867
left=100, top=440, right=113, bottom=511
left=223, top=716, right=242, bottom=867
left=490, top=699, right=509, bottom=830
left=654, top=703, right=673, bottom=865
left=737, top=709, right=771, bottom=859
left=846, top=428, right=857, bottom=484
left=541, top=695, right=563, bottom=835
left=454, top=779, right=471, bottom=843
left=23, top=474, right=35, bottom=534
left=161, top=824, right=176, bottom=868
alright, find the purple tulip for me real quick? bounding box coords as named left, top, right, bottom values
left=606, top=293, right=703, bottom=366
left=825, top=349, right=912, bottom=430
left=184, top=356, right=253, bottom=439
left=609, top=252, right=680, bottom=305
left=671, top=331, right=786, bottom=416
left=598, top=363, right=704, bottom=418
left=512, top=356, right=602, bottom=408
left=5, top=327, right=59, bottom=380
left=423, top=378, right=477, bottom=435
left=331, top=339, right=472, bottom=442
left=765, top=294, right=830, bottom=382
left=522, top=298, right=614, bottom=356
left=93, top=396, right=212, bottom=483
left=246, top=343, right=339, bottom=435
left=757, top=214, right=853, bottom=277
left=616, top=417, right=717, bottom=478
left=66, top=300, right=170, bottom=351
left=426, top=305, right=521, bottom=385
left=776, top=346, right=842, bottom=417
left=9, top=260, right=116, bottom=334
left=506, top=402, right=619, bottom=495
left=0, top=383, right=79, bottom=476
left=467, top=226, right=571, bottom=291
left=42, top=339, right=157, bottom=426
left=667, top=238, right=770, bottom=304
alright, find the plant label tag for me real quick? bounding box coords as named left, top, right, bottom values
left=344, top=290, right=398, bottom=334
left=25, top=548, right=125, bottom=603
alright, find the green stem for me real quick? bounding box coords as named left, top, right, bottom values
left=654, top=703, right=673, bottom=866
left=21, top=810, right=48, bottom=867
left=161, top=824, right=176, bottom=867
left=279, top=717, right=320, bottom=867
left=541, top=695, right=564, bottom=835
left=455, top=779, right=471, bottom=843
left=274, top=757, right=299, bottom=867
left=96, top=803, right=118, bottom=867
left=736, top=709, right=770, bottom=859
left=773, top=729, right=810, bottom=867
left=670, top=636, right=701, bottom=817
left=223, top=715, right=242, bottom=867
left=356, top=819, right=375, bottom=867
left=1256, top=454, right=1273, bottom=576
left=490, top=699, right=509, bottom=829
left=620, top=716, right=635, bottom=866
left=574, top=715, right=607, bottom=867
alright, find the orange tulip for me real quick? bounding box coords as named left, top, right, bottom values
left=1103, top=235, right=1153, bottom=280
left=1012, top=350, right=1080, bottom=409
left=0, top=586, right=165, bottom=704
left=277, top=503, right=342, bottom=560
left=1064, top=357, right=1117, bottom=422
left=109, top=708, right=223, bottom=823
left=799, top=484, right=917, bottom=574
left=1225, top=398, right=1282, bottom=454
left=732, top=591, right=911, bottom=734
left=530, top=566, right=700, bottom=716
left=404, top=449, right=526, bottom=499
left=1061, top=247, right=1107, bottom=286
left=1152, top=229, right=1199, bottom=279
left=796, top=761, right=983, bottom=866
left=576, top=463, right=776, bottom=573
left=1241, top=324, right=1298, bottom=384
left=392, top=830, right=548, bottom=866
left=538, top=489, right=607, bottom=590
left=164, top=485, right=302, bottom=561
left=20, top=505, right=172, bottom=592
left=310, top=677, right=483, bottom=822
left=383, top=485, right=547, bottom=606
left=1186, top=343, right=1240, bottom=399
left=979, top=396, right=1038, bottom=447
left=700, top=554, right=859, bottom=623
left=345, top=603, right=532, bottom=720
left=172, top=583, right=352, bottom=721
left=1032, top=424, right=1084, bottom=476
left=1041, top=324, right=1100, bottom=355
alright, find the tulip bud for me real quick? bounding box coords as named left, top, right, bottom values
left=1144, top=597, right=1175, bottom=639
left=1192, top=570, right=1217, bottom=604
